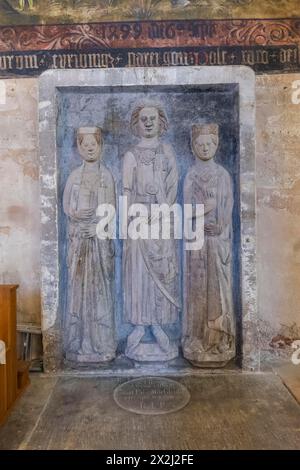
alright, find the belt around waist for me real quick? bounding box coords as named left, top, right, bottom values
left=135, top=195, right=157, bottom=203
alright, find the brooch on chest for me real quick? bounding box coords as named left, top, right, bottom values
left=139, top=149, right=157, bottom=165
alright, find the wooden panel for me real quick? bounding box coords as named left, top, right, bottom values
left=0, top=285, right=18, bottom=423
left=5, top=349, right=17, bottom=409
left=0, top=364, right=7, bottom=425
left=0, top=288, right=10, bottom=347
left=17, top=360, right=30, bottom=394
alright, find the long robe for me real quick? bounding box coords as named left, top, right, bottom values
left=182, top=160, right=235, bottom=361
left=63, top=162, right=116, bottom=362
left=123, top=142, right=180, bottom=326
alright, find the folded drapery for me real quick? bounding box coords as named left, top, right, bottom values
left=0, top=340, right=6, bottom=365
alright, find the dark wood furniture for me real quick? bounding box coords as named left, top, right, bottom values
left=0, top=285, right=30, bottom=425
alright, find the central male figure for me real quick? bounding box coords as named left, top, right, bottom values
left=122, top=103, right=180, bottom=361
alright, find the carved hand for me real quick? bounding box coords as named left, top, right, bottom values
left=145, top=182, right=159, bottom=195
left=80, top=223, right=97, bottom=238
left=203, top=188, right=216, bottom=213
left=72, top=208, right=95, bottom=221
left=204, top=223, right=222, bottom=236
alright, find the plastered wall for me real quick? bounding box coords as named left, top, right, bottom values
left=0, top=78, right=40, bottom=325
left=256, top=73, right=300, bottom=347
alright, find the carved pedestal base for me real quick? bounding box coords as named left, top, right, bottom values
left=66, top=352, right=115, bottom=363
left=184, top=350, right=236, bottom=369
left=126, top=341, right=178, bottom=362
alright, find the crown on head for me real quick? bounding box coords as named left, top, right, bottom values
left=192, top=123, right=219, bottom=138
left=77, top=126, right=101, bottom=135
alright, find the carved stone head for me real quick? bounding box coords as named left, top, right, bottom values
left=77, top=127, right=103, bottom=163
left=191, top=123, right=219, bottom=161
left=130, top=103, right=168, bottom=139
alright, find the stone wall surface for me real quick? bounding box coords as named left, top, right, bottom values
left=256, top=73, right=300, bottom=353
left=0, top=78, right=40, bottom=325
left=0, top=72, right=300, bottom=361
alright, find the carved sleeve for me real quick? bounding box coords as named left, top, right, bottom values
left=103, top=168, right=116, bottom=209
left=219, top=170, right=234, bottom=231
left=63, top=174, right=75, bottom=218
left=123, top=150, right=137, bottom=205
left=183, top=171, right=195, bottom=206
left=224, top=171, right=234, bottom=227
left=163, top=144, right=178, bottom=205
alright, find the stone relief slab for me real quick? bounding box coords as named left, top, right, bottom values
left=123, top=103, right=180, bottom=362
left=63, top=126, right=116, bottom=363
left=182, top=124, right=235, bottom=367
left=39, top=67, right=257, bottom=373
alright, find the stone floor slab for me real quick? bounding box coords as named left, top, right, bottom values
left=1, top=373, right=297, bottom=450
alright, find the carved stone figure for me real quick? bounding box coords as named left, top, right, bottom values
left=63, top=126, right=116, bottom=363
left=182, top=124, right=235, bottom=367
left=123, top=103, right=180, bottom=361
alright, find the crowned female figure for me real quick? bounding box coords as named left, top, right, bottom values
left=182, top=123, right=235, bottom=367
left=63, top=127, right=116, bottom=363
left=122, top=104, right=180, bottom=361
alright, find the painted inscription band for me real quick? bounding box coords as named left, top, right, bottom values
left=0, top=45, right=299, bottom=76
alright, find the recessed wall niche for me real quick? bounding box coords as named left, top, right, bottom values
left=39, top=67, right=257, bottom=374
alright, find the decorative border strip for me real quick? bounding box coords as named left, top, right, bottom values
left=0, top=19, right=300, bottom=75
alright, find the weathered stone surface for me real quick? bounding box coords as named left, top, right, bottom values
left=123, top=103, right=180, bottom=362
left=113, top=377, right=190, bottom=415
left=0, top=69, right=299, bottom=374
left=256, top=74, right=300, bottom=356
left=0, top=78, right=40, bottom=326
left=2, top=374, right=300, bottom=450
left=182, top=123, right=235, bottom=367
left=63, top=127, right=117, bottom=363
left=39, top=66, right=257, bottom=372
left=0, top=374, right=57, bottom=450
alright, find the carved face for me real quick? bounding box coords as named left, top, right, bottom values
left=137, top=107, right=160, bottom=138
left=193, top=134, right=218, bottom=161
left=78, top=134, right=101, bottom=162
